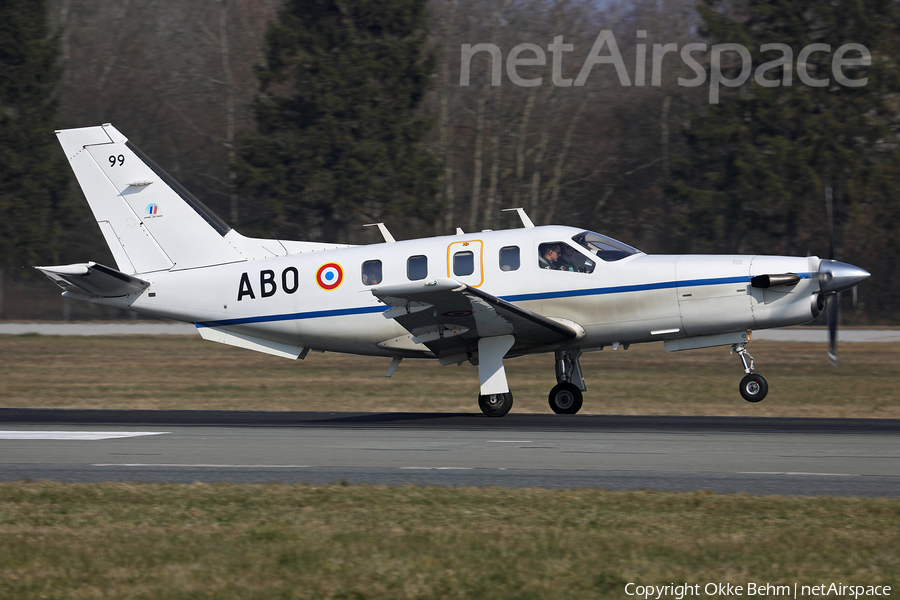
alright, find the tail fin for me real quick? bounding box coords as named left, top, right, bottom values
left=56, top=124, right=242, bottom=273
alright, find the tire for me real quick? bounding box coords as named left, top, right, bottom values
left=478, top=392, right=513, bottom=417
left=739, top=373, right=768, bottom=403
left=548, top=382, right=583, bottom=414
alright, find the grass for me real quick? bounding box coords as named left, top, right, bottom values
left=0, top=334, right=898, bottom=417
left=0, top=482, right=897, bottom=599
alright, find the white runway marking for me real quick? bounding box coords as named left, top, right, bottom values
left=401, top=466, right=474, bottom=470
left=91, top=464, right=310, bottom=468
left=0, top=431, right=169, bottom=441
left=740, top=471, right=858, bottom=477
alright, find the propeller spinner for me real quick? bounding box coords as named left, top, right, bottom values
left=818, top=260, right=872, bottom=295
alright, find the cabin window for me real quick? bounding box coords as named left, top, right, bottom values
left=538, top=242, right=595, bottom=273
left=361, top=260, right=382, bottom=286
left=499, top=246, right=520, bottom=271
left=407, top=255, right=428, bottom=280
left=453, top=251, right=475, bottom=276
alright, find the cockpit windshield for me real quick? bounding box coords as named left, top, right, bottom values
left=571, top=231, right=642, bottom=262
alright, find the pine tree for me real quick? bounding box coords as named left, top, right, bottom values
left=235, top=0, right=440, bottom=242
left=0, top=0, right=68, bottom=273
left=668, top=0, right=900, bottom=319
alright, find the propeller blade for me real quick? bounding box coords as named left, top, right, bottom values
left=825, top=186, right=835, bottom=261
left=820, top=187, right=869, bottom=367
left=826, top=293, right=838, bottom=366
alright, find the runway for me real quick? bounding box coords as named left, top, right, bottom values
left=1, top=410, right=898, bottom=497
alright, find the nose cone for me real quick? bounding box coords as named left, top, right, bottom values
left=818, top=260, right=871, bottom=293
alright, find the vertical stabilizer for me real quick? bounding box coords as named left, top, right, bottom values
left=56, top=124, right=243, bottom=273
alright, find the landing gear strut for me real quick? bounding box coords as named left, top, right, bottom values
left=732, top=343, right=768, bottom=402
left=549, top=350, right=585, bottom=414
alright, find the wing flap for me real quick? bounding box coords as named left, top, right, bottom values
left=35, top=262, right=150, bottom=298
left=371, top=278, right=579, bottom=359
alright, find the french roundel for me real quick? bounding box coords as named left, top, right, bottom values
left=316, top=263, right=344, bottom=290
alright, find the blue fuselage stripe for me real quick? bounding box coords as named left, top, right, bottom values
left=501, top=275, right=752, bottom=302
left=194, top=273, right=811, bottom=329
left=196, top=305, right=388, bottom=328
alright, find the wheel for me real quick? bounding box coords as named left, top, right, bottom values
left=739, top=373, right=768, bottom=403
left=548, top=382, right=583, bottom=414
left=478, top=392, right=513, bottom=417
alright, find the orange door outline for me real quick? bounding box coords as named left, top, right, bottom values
left=447, top=240, right=484, bottom=287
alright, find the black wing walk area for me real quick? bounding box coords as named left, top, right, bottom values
left=35, top=262, right=150, bottom=298
left=371, top=278, right=577, bottom=362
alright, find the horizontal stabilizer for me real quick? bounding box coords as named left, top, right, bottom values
left=35, top=262, right=150, bottom=298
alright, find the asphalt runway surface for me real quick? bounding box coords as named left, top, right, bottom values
left=1, top=410, right=898, bottom=497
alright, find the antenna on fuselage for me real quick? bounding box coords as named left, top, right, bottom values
left=267, top=232, right=290, bottom=256
left=502, top=207, right=535, bottom=228
left=364, top=223, right=396, bottom=243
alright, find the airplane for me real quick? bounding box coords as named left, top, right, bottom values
left=37, top=124, right=871, bottom=417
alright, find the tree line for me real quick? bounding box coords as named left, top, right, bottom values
left=0, top=0, right=897, bottom=321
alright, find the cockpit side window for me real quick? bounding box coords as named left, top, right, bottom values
left=571, top=231, right=641, bottom=262
left=538, top=242, right=595, bottom=273
left=362, top=260, right=382, bottom=286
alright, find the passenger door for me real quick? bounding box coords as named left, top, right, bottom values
left=447, top=240, right=484, bottom=287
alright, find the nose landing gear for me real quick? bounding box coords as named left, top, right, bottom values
left=732, top=343, right=768, bottom=402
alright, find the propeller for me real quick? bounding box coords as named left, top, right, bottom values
left=825, top=186, right=837, bottom=365
left=818, top=187, right=870, bottom=365
left=826, top=276, right=838, bottom=366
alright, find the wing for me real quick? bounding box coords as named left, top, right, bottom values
left=372, top=278, right=579, bottom=363
left=35, top=262, right=150, bottom=298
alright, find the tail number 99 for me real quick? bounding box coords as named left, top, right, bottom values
left=109, top=155, right=125, bottom=167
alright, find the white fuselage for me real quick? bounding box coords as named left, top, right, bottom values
left=111, top=225, right=821, bottom=358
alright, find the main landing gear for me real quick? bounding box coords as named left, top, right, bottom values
left=473, top=338, right=587, bottom=417
left=476, top=335, right=517, bottom=417
left=732, top=343, right=768, bottom=402
left=548, top=350, right=585, bottom=414
left=478, top=392, right=514, bottom=417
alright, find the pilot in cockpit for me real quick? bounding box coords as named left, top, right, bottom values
left=558, top=245, right=578, bottom=272
left=539, top=244, right=561, bottom=269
